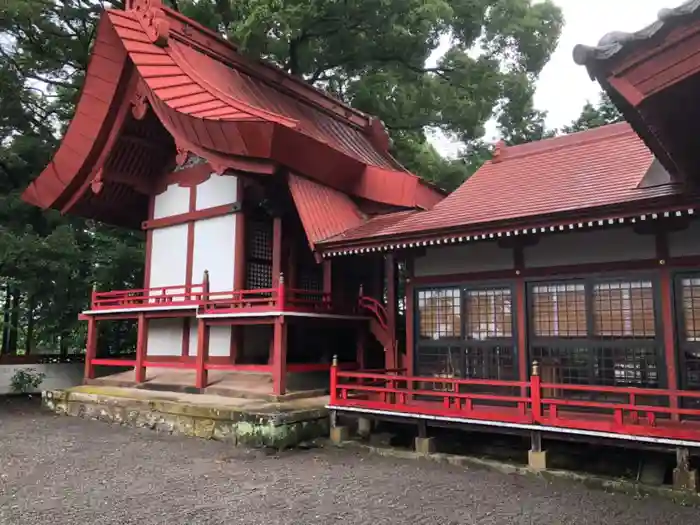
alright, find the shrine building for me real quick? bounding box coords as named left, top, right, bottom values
left=24, top=0, right=700, bottom=480
left=22, top=0, right=443, bottom=398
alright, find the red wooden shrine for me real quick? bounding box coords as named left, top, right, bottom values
left=25, top=0, right=700, bottom=454
left=22, top=0, right=443, bottom=397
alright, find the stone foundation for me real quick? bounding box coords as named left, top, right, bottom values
left=42, top=386, right=329, bottom=449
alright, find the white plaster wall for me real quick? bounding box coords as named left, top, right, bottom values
left=669, top=219, right=700, bottom=258
left=148, top=224, right=189, bottom=300
left=188, top=320, right=198, bottom=357
left=415, top=243, right=513, bottom=277
left=208, top=325, right=231, bottom=357
left=185, top=322, right=230, bottom=358
left=196, top=174, right=238, bottom=210
left=525, top=228, right=655, bottom=268
left=153, top=183, right=189, bottom=219
left=146, top=318, right=183, bottom=357
left=192, top=215, right=236, bottom=292
left=0, top=363, right=83, bottom=394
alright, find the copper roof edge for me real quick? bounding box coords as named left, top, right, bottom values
left=491, top=122, right=636, bottom=164
left=317, top=194, right=687, bottom=250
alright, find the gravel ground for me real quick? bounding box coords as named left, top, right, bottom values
left=1, top=398, right=698, bottom=525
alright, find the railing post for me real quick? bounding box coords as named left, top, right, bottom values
left=531, top=360, right=542, bottom=422
left=330, top=354, right=338, bottom=404
left=278, top=272, right=286, bottom=310
left=134, top=313, right=147, bottom=383
left=202, top=269, right=210, bottom=309
left=84, top=316, right=98, bottom=381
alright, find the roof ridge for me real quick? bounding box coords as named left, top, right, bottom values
left=125, top=0, right=376, bottom=130
left=496, top=122, right=633, bottom=163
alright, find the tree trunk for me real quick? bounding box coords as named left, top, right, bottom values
left=2, top=286, right=10, bottom=355
left=59, top=331, right=68, bottom=360
left=8, top=289, right=20, bottom=354
left=25, top=296, right=34, bottom=355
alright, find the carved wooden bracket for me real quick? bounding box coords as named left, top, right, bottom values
left=131, top=83, right=149, bottom=120
left=91, top=168, right=104, bottom=195
left=131, top=0, right=169, bottom=47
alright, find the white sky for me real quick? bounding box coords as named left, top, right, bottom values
left=431, top=0, right=687, bottom=157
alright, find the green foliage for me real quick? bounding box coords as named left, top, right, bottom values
left=0, top=0, right=567, bottom=355
left=561, top=92, right=624, bottom=134
left=10, top=367, right=46, bottom=393
left=178, top=0, right=564, bottom=189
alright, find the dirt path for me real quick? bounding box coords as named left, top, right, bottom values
left=0, top=398, right=696, bottom=525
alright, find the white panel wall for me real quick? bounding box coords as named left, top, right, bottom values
left=209, top=326, right=231, bottom=357
left=192, top=215, right=236, bottom=291
left=196, top=174, right=238, bottom=210
left=415, top=243, right=513, bottom=277
left=669, top=219, right=700, bottom=257
left=147, top=318, right=183, bottom=357
left=149, top=224, right=189, bottom=290
left=153, top=183, right=189, bottom=219
left=524, top=228, right=655, bottom=268
left=188, top=321, right=198, bottom=357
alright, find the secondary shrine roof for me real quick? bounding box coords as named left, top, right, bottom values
left=22, top=0, right=443, bottom=228
left=320, top=122, right=689, bottom=252
left=573, top=0, right=700, bottom=69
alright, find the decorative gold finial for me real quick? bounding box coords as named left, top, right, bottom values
left=332, top=355, right=338, bottom=367
left=279, top=272, right=285, bottom=285
left=531, top=360, right=540, bottom=377
left=203, top=269, right=209, bottom=283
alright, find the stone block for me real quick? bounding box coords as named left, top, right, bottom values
left=357, top=417, right=372, bottom=438
left=528, top=450, right=548, bottom=472
left=415, top=437, right=436, bottom=455
left=673, top=467, right=699, bottom=493
left=330, top=425, right=349, bottom=445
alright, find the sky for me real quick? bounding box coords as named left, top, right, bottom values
left=431, top=0, right=687, bottom=157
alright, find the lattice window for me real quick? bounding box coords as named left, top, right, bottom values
left=532, top=283, right=586, bottom=337
left=593, top=280, right=655, bottom=338
left=681, top=278, right=700, bottom=342
left=248, top=220, right=273, bottom=261
left=417, top=288, right=461, bottom=340
left=247, top=262, right=272, bottom=290
left=465, top=288, right=512, bottom=340
left=415, top=345, right=462, bottom=391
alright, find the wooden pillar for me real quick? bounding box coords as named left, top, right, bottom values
left=195, top=318, right=210, bottom=389
left=405, top=256, right=415, bottom=377
left=134, top=313, right=148, bottom=383
left=323, top=259, right=332, bottom=300
left=385, top=253, right=397, bottom=369
left=272, top=317, right=288, bottom=395
left=272, top=215, right=283, bottom=288
left=356, top=323, right=366, bottom=369
left=657, top=232, right=679, bottom=417
left=514, top=246, right=528, bottom=387
left=231, top=180, right=246, bottom=364
left=84, top=316, right=98, bottom=381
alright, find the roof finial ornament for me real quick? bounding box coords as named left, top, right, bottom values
left=131, top=83, right=149, bottom=120
left=492, top=140, right=507, bottom=163
left=130, top=0, right=170, bottom=47
left=175, top=144, right=190, bottom=167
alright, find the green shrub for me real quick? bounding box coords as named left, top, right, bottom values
left=10, top=368, right=46, bottom=394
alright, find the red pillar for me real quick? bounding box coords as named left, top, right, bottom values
left=272, top=216, right=283, bottom=288
left=384, top=253, right=397, bottom=369
left=323, top=259, right=332, bottom=307
left=514, top=246, right=528, bottom=385
left=84, top=316, right=98, bottom=381
left=272, top=317, right=287, bottom=396
left=195, top=319, right=210, bottom=389
left=405, top=256, right=415, bottom=376
left=657, top=232, right=679, bottom=416
left=231, top=180, right=246, bottom=364
left=134, top=313, right=148, bottom=383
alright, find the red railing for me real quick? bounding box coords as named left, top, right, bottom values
left=330, top=363, right=700, bottom=443
left=358, top=287, right=389, bottom=331
left=90, top=284, right=337, bottom=315
left=91, top=284, right=205, bottom=310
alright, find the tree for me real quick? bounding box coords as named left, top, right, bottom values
left=561, top=92, right=623, bottom=134
left=178, top=0, right=563, bottom=190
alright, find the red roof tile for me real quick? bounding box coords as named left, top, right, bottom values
left=324, top=122, right=681, bottom=246
left=288, top=173, right=365, bottom=247
left=23, top=1, right=444, bottom=223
